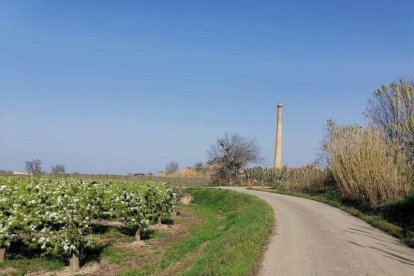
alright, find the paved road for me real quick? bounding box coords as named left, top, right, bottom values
left=222, top=187, right=414, bottom=276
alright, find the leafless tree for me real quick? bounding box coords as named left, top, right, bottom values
left=366, top=79, right=414, bottom=160
left=207, top=133, right=262, bottom=185
left=25, top=159, right=43, bottom=175
left=51, top=164, right=65, bottom=174
left=193, top=162, right=204, bottom=172
left=165, top=162, right=179, bottom=174
left=0, top=170, right=13, bottom=175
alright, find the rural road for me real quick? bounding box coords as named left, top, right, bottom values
left=222, top=187, right=414, bottom=276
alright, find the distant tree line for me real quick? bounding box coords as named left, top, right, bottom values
left=22, top=159, right=66, bottom=175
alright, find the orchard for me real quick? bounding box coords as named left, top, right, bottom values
left=0, top=176, right=178, bottom=271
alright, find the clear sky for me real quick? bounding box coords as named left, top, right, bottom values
left=1, top=0, right=413, bottom=174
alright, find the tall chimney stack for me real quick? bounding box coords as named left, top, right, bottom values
left=274, top=103, right=283, bottom=169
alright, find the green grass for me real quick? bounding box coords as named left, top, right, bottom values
left=0, top=257, right=65, bottom=275
left=101, top=246, right=133, bottom=264
left=121, top=188, right=274, bottom=275
left=250, top=185, right=414, bottom=248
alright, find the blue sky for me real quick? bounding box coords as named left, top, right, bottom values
left=1, top=0, right=413, bottom=174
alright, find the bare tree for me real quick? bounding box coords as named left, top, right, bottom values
left=193, top=162, right=204, bottom=172
left=25, top=159, right=43, bottom=175
left=165, top=162, right=179, bottom=174
left=51, top=164, right=65, bottom=174
left=366, top=79, right=414, bottom=159
left=207, top=133, right=262, bottom=185
left=0, top=170, right=13, bottom=175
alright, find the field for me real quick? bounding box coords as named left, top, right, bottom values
left=0, top=177, right=273, bottom=275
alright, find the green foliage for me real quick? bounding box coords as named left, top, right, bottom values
left=0, top=176, right=178, bottom=262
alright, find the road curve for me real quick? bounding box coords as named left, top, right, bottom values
left=222, top=187, right=414, bottom=276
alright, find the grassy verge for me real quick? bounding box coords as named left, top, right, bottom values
left=249, top=185, right=414, bottom=248
left=122, top=188, right=274, bottom=275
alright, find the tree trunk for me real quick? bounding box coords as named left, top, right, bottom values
left=69, top=252, right=80, bottom=272
left=0, top=248, right=5, bottom=262
left=157, top=212, right=163, bottom=225
left=172, top=207, right=177, bottom=217
left=135, top=229, right=141, bottom=241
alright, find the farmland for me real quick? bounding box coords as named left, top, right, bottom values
left=0, top=176, right=177, bottom=273
left=0, top=177, right=273, bottom=275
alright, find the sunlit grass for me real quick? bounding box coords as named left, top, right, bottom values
left=121, top=188, right=274, bottom=275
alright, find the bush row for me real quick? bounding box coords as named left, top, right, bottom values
left=0, top=177, right=178, bottom=270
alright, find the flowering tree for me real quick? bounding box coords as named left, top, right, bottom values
left=0, top=177, right=178, bottom=271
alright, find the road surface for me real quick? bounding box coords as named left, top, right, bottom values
left=223, top=187, right=414, bottom=276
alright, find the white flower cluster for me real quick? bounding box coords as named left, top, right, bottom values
left=0, top=177, right=178, bottom=260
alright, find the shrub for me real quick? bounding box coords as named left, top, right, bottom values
left=324, top=123, right=413, bottom=205
left=245, top=166, right=334, bottom=192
